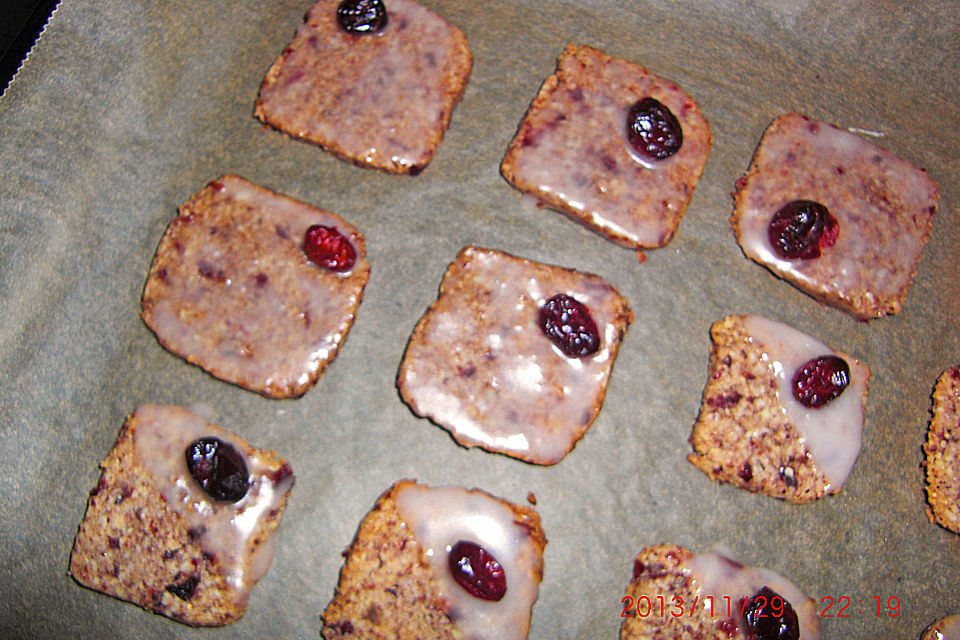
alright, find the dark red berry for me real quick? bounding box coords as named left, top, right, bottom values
left=336, top=0, right=388, bottom=34
left=166, top=575, right=200, bottom=601
left=626, top=97, right=683, bottom=161
left=448, top=540, right=506, bottom=601
left=767, top=200, right=839, bottom=260
left=538, top=294, right=601, bottom=358
left=185, top=438, right=249, bottom=502
left=743, top=586, right=800, bottom=640
left=791, top=355, right=850, bottom=408
left=304, top=225, right=357, bottom=272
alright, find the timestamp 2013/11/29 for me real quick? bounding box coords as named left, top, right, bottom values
left=619, top=594, right=901, bottom=619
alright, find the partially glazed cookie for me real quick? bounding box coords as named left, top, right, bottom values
left=69, top=404, right=295, bottom=626
left=688, top=315, right=870, bottom=502
left=255, top=0, right=472, bottom=174
left=733, top=113, right=938, bottom=320
left=321, top=480, right=546, bottom=639
left=397, top=246, right=633, bottom=465
left=621, top=545, right=820, bottom=640
left=501, top=44, right=711, bottom=250
left=921, top=615, right=960, bottom=639
left=924, top=365, right=960, bottom=534
left=141, top=175, right=369, bottom=398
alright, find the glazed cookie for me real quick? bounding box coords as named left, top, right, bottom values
left=397, top=246, right=633, bottom=465
left=321, top=479, right=546, bottom=639
left=733, top=113, right=938, bottom=320
left=255, top=0, right=472, bottom=174
left=501, top=44, right=711, bottom=250
left=920, top=615, right=960, bottom=639
left=69, top=404, right=295, bottom=626
left=688, top=315, right=870, bottom=502
left=621, top=545, right=820, bottom=639
left=924, top=365, right=960, bottom=534
left=141, top=175, right=369, bottom=398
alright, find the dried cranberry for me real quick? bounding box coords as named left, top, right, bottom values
left=336, top=0, right=388, bottom=34
left=767, top=200, right=839, bottom=260
left=166, top=575, right=200, bottom=601
left=447, top=540, right=506, bottom=601
left=791, top=355, right=850, bottom=408
left=626, top=97, right=683, bottom=161
left=742, top=586, right=800, bottom=640
left=304, top=225, right=357, bottom=272
left=185, top=438, right=249, bottom=502
left=538, top=294, right=601, bottom=358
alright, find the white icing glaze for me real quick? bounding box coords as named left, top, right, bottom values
left=929, top=615, right=960, bottom=640
left=735, top=114, right=937, bottom=316
left=687, top=552, right=819, bottom=640
left=743, top=315, right=867, bottom=489
left=131, top=404, right=294, bottom=594
left=504, top=46, right=710, bottom=248
left=394, top=483, right=541, bottom=640
left=399, top=247, right=630, bottom=464
left=256, top=0, right=468, bottom=172
left=142, top=175, right=368, bottom=397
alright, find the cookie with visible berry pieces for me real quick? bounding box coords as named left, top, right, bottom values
left=69, top=404, right=295, bottom=626
left=924, top=365, right=960, bottom=534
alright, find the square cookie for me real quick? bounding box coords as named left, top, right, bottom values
left=501, top=44, right=711, bottom=250
left=924, top=365, right=960, bottom=534
left=397, top=246, right=633, bottom=465
left=321, top=479, right=546, bottom=640
left=621, top=545, right=820, bottom=640
left=733, top=113, right=939, bottom=320
left=688, top=315, right=869, bottom=502
left=69, top=404, right=295, bottom=626
left=141, top=175, right=369, bottom=399
left=255, top=0, right=472, bottom=174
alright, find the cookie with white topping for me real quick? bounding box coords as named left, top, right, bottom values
left=321, top=479, right=546, bottom=640
left=255, top=0, right=472, bottom=174
left=732, top=113, right=938, bottom=320
left=501, top=44, right=711, bottom=250
left=69, top=404, right=295, bottom=626
left=924, top=365, right=960, bottom=534
left=688, top=315, right=870, bottom=502
left=397, top=246, right=633, bottom=465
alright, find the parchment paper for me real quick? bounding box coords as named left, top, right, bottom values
left=1, top=1, right=958, bottom=638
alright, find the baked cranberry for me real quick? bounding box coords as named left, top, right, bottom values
left=185, top=438, right=249, bottom=502
left=767, top=200, right=839, bottom=260
left=626, top=97, right=683, bottom=160
left=448, top=540, right=506, bottom=601
left=304, top=225, right=357, bottom=272
left=538, top=294, right=601, bottom=358
left=166, top=575, right=200, bottom=601
left=792, top=355, right=850, bottom=408
left=336, top=0, right=388, bottom=34
left=743, top=586, right=800, bottom=640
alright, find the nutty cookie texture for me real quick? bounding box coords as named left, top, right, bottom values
left=924, top=365, right=960, bottom=534
left=621, top=545, right=820, bottom=640
left=69, top=404, right=295, bottom=626
left=397, top=246, right=633, bottom=465
left=255, top=0, right=472, bottom=174
left=321, top=479, right=546, bottom=640
left=141, top=175, right=369, bottom=398
left=501, top=44, right=711, bottom=250
left=733, top=112, right=938, bottom=320
left=689, top=315, right=869, bottom=502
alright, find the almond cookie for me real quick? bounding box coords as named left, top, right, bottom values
left=621, top=545, right=820, bottom=639
left=141, top=175, right=369, bottom=398
left=321, top=479, right=546, bottom=639
left=688, top=315, right=870, bottom=502
left=501, top=44, right=711, bottom=250
left=924, top=365, right=960, bottom=534
left=255, top=0, right=472, bottom=174
left=397, top=246, right=633, bottom=465
left=69, top=404, right=295, bottom=626
left=733, top=113, right=938, bottom=320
